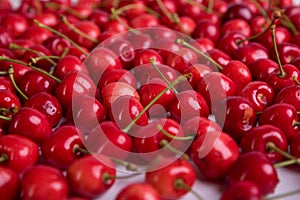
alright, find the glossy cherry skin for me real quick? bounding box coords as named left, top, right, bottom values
left=86, top=121, right=133, bottom=160
left=130, top=13, right=159, bottom=28
left=0, top=134, right=39, bottom=174
left=19, top=69, right=58, bottom=98
left=274, top=85, right=300, bottom=112
left=109, top=95, right=148, bottom=133
left=21, top=26, right=53, bottom=45
left=221, top=19, right=252, bottom=38
left=191, top=132, right=240, bottom=179
left=41, top=125, right=85, bottom=169
left=0, top=76, right=15, bottom=93
left=133, top=49, right=164, bottom=67
left=221, top=60, right=252, bottom=92
left=258, top=103, right=299, bottom=140
left=248, top=58, right=278, bottom=81
left=240, top=81, right=275, bottom=112
left=168, top=90, right=209, bottom=123
left=67, top=154, right=116, bottom=198
left=204, top=49, right=232, bottom=70
left=65, top=46, right=89, bottom=61
left=266, top=64, right=300, bottom=93
left=54, top=55, right=89, bottom=80
left=146, top=158, right=196, bottom=199
left=88, top=9, right=109, bottom=29
left=227, top=151, right=279, bottom=196
left=215, top=96, right=256, bottom=141
left=43, top=35, right=71, bottom=56
left=0, top=13, right=28, bottom=37
left=223, top=2, right=253, bottom=22
left=184, top=64, right=212, bottom=90
left=98, top=69, right=137, bottom=90
left=197, top=72, right=236, bottom=110
left=192, top=20, right=220, bottom=43
left=194, top=37, right=215, bottom=52
left=290, top=132, right=300, bottom=158
left=233, top=42, right=269, bottom=66
left=0, top=90, right=21, bottom=127
left=8, top=107, right=52, bottom=144
left=271, top=42, right=300, bottom=64
left=24, top=92, right=63, bottom=127
left=108, top=39, right=135, bottom=69
left=0, top=166, right=20, bottom=200
left=152, top=39, right=181, bottom=62
left=221, top=181, right=262, bottom=200
left=116, top=183, right=161, bottom=200
left=241, top=125, right=288, bottom=163
left=0, top=61, right=31, bottom=84
left=0, top=27, right=13, bottom=48
left=101, top=82, right=139, bottom=110
left=85, top=47, right=122, bottom=81
left=217, top=32, right=249, bottom=56
left=21, top=165, right=69, bottom=200
left=55, top=71, right=97, bottom=110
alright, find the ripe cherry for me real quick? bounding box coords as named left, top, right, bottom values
left=116, top=183, right=161, bottom=200
left=0, top=166, right=20, bottom=200
left=248, top=58, right=278, bottom=81
left=274, top=85, right=300, bottom=112
left=0, top=13, right=28, bottom=37
left=221, top=181, right=262, bottom=200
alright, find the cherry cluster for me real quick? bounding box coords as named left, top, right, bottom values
left=0, top=0, right=300, bottom=200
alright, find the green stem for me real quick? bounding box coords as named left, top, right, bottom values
left=61, top=15, right=99, bottom=43
left=176, top=38, right=224, bottom=70
left=7, top=66, right=29, bottom=100
left=0, top=115, right=12, bottom=121
left=274, top=159, right=300, bottom=168
left=122, top=73, right=190, bottom=133
left=250, top=0, right=271, bottom=23
left=174, top=178, right=204, bottom=200
left=110, top=157, right=138, bottom=172
left=0, top=153, right=8, bottom=163
left=156, top=0, right=174, bottom=22
left=293, top=120, right=300, bottom=126
left=110, top=8, right=140, bottom=34
left=265, top=188, right=300, bottom=200
left=157, top=124, right=194, bottom=141
left=160, top=139, right=190, bottom=160
left=206, top=0, right=214, bottom=14
left=293, top=76, right=300, bottom=85
left=114, top=3, right=160, bottom=18
left=29, top=64, right=61, bottom=83
left=280, top=12, right=299, bottom=35
left=183, top=0, right=205, bottom=10
left=266, top=142, right=297, bottom=160
left=102, top=172, right=140, bottom=184
left=45, top=2, right=85, bottom=19
left=33, top=19, right=88, bottom=57
left=150, top=58, right=178, bottom=94
left=270, top=24, right=286, bottom=78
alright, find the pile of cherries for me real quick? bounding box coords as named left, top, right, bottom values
left=1, top=0, right=300, bottom=199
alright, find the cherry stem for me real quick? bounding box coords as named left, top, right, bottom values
left=274, top=159, right=300, bottom=168
left=102, top=172, right=141, bottom=184
left=7, top=66, right=29, bottom=100
left=157, top=124, right=194, bottom=141
left=266, top=142, right=297, bottom=161
left=113, top=3, right=160, bottom=18
left=150, top=58, right=178, bottom=94
left=0, top=153, right=8, bottom=163
left=297, top=111, right=300, bottom=115
left=176, top=38, right=224, bottom=71
left=0, top=107, right=18, bottom=115
left=122, top=73, right=191, bottom=133
left=45, top=2, right=85, bottom=19
left=279, top=11, right=299, bottom=35
left=110, top=8, right=140, bottom=34
left=270, top=24, right=286, bottom=78
left=293, top=120, right=300, bottom=126
left=0, top=115, right=11, bottom=121
left=61, top=15, right=99, bottom=44
left=250, top=0, right=271, bottom=23
left=31, top=55, right=60, bottom=63
left=156, top=0, right=173, bottom=22
left=206, top=0, right=214, bottom=14
left=9, top=43, right=57, bottom=66
left=293, top=76, right=300, bottom=85
left=73, top=144, right=90, bottom=155
left=265, top=188, right=300, bottom=200
left=174, top=178, right=204, bottom=200
left=183, top=0, right=205, bottom=10
left=33, top=19, right=88, bottom=57
left=160, top=139, right=190, bottom=160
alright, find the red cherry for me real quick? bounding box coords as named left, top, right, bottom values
left=65, top=46, right=89, bottom=61
left=152, top=39, right=181, bottom=62
left=0, top=134, right=39, bottom=173
left=191, top=132, right=240, bottom=179
left=24, top=92, right=63, bottom=127
left=271, top=42, right=300, bottom=64
left=33, top=12, right=58, bottom=27
left=227, top=151, right=279, bottom=195
left=116, top=183, right=161, bottom=200
left=98, top=69, right=137, bottom=90
left=88, top=9, right=109, bottom=29
left=146, top=158, right=196, bottom=199
left=184, top=64, right=212, bottom=89
left=108, top=39, right=135, bottom=69
left=240, top=81, right=275, bottom=113
left=203, top=49, right=232, bottom=70
left=67, top=154, right=116, bottom=198
left=194, top=37, right=215, bottom=52
left=0, top=27, right=13, bottom=48
left=274, top=85, right=300, bottom=112
left=217, top=32, right=249, bottom=56
left=214, top=96, right=256, bottom=141
left=221, top=181, right=262, bottom=200
left=21, top=165, right=69, bottom=200
left=127, top=32, right=154, bottom=50
left=0, top=13, right=28, bottom=37
left=103, top=17, right=129, bottom=34
left=0, top=166, right=20, bottom=200
left=41, top=125, right=85, bottom=169
left=192, top=20, right=220, bottom=43
left=0, top=90, right=21, bottom=127
left=0, top=61, right=31, bottom=84
left=130, top=13, right=159, bottom=28
left=168, top=90, right=209, bottom=123
left=290, top=132, right=300, bottom=158
left=0, top=76, right=15, bottom=93
left=8, top=107, right=52, bottom=144
left=241, top=124, right=288, bottom=163
left=21, top=26, right=53, bottom=44
left=221, top=19, right=252, bottom=38
left=7, top=39, right=34, bottom=58
left=86, top=121, right=133, bottom=160
left=248, top=58, right=278, bottom=81
left=133, top=49, right=163, bottom=67
left=223, top=2, right=253, bottom=22
left=258, top=103, right=299, bottom=140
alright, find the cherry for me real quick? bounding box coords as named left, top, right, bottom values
left=133, top=49, right=163, bottom=67
left=86, top=121, right=133, bottom=160
left=102, top=17, right=129, bottom=34
left=0, top=76, right=15, bottom=93
left=191, top=132, right=240, bottom=179
left=152, top=39, right=181, bottom=62
left=192, top=20, right=220, bottom=43
left=130, top=13, right=159, bottom=28
left=194, top=37, right=215, bottom=52
left=146, top=158, right=197, bottom=199
left=108, top=39, right=135, bottom=69
left=24, top=92, right=63, bottom=127
left=116, top=183, right=161, bottom=200
left=0, top=27, right=13, bottom=49
left=258, top=103, right=299, bottom=140
left=98, top=69, right=137, bottom=90
left=240, top=81, right=275, bottom=113
left=67, top=154, right=116, bottom=198
left=127, top=32, right=154, bottom=50
left=223, top=2, right=253, bottom=22
left=0, top=166, right=20, bottom=200
left=33, top=12, right=58, bottom=27
left=67, top=95, right=106, bottom=133
left=88, top=9, right=110, bottom=29
left=221, top=60, right=252, bottom=92
left=41, top=125, right=85, bottom=169
left=271, top=42, right=300, bottom=64
left=290, top=132, right=300, bottom=158
left=109, top=95, right=148, bottom=132
left=0, top=90, right=21, bottom=127
left=221, top=19, right=252, bottom=38
left=197, top=72, right=236, bottom=110
left=21, top=165, right=69, bottom=200
left=0, top=134, right=39, bottom=173
left=8, top=107, right=52, bottom=144
left=217, top=32, right=249, bottom=56
left=184, top=64, right=212, bottom=90
left=241, top=124, right=288, bottom=163
left=21, top=26, right=53, bottom=44
left=221, top=181, right=262, bottom=200
left=168, top=90, right=209, bottom=123
left=274, top=85, right=300, bottom=112
left=7, top=39, right=34, bottom=58
left=227, top=151, right=279, bottom=196
left=0, top=13, right=29, bottom=37
left=214, top=96, right=256, bottom=141
left=248, top=58, right=278, bottom=81
left=147, top=26, right=177, bottom=41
